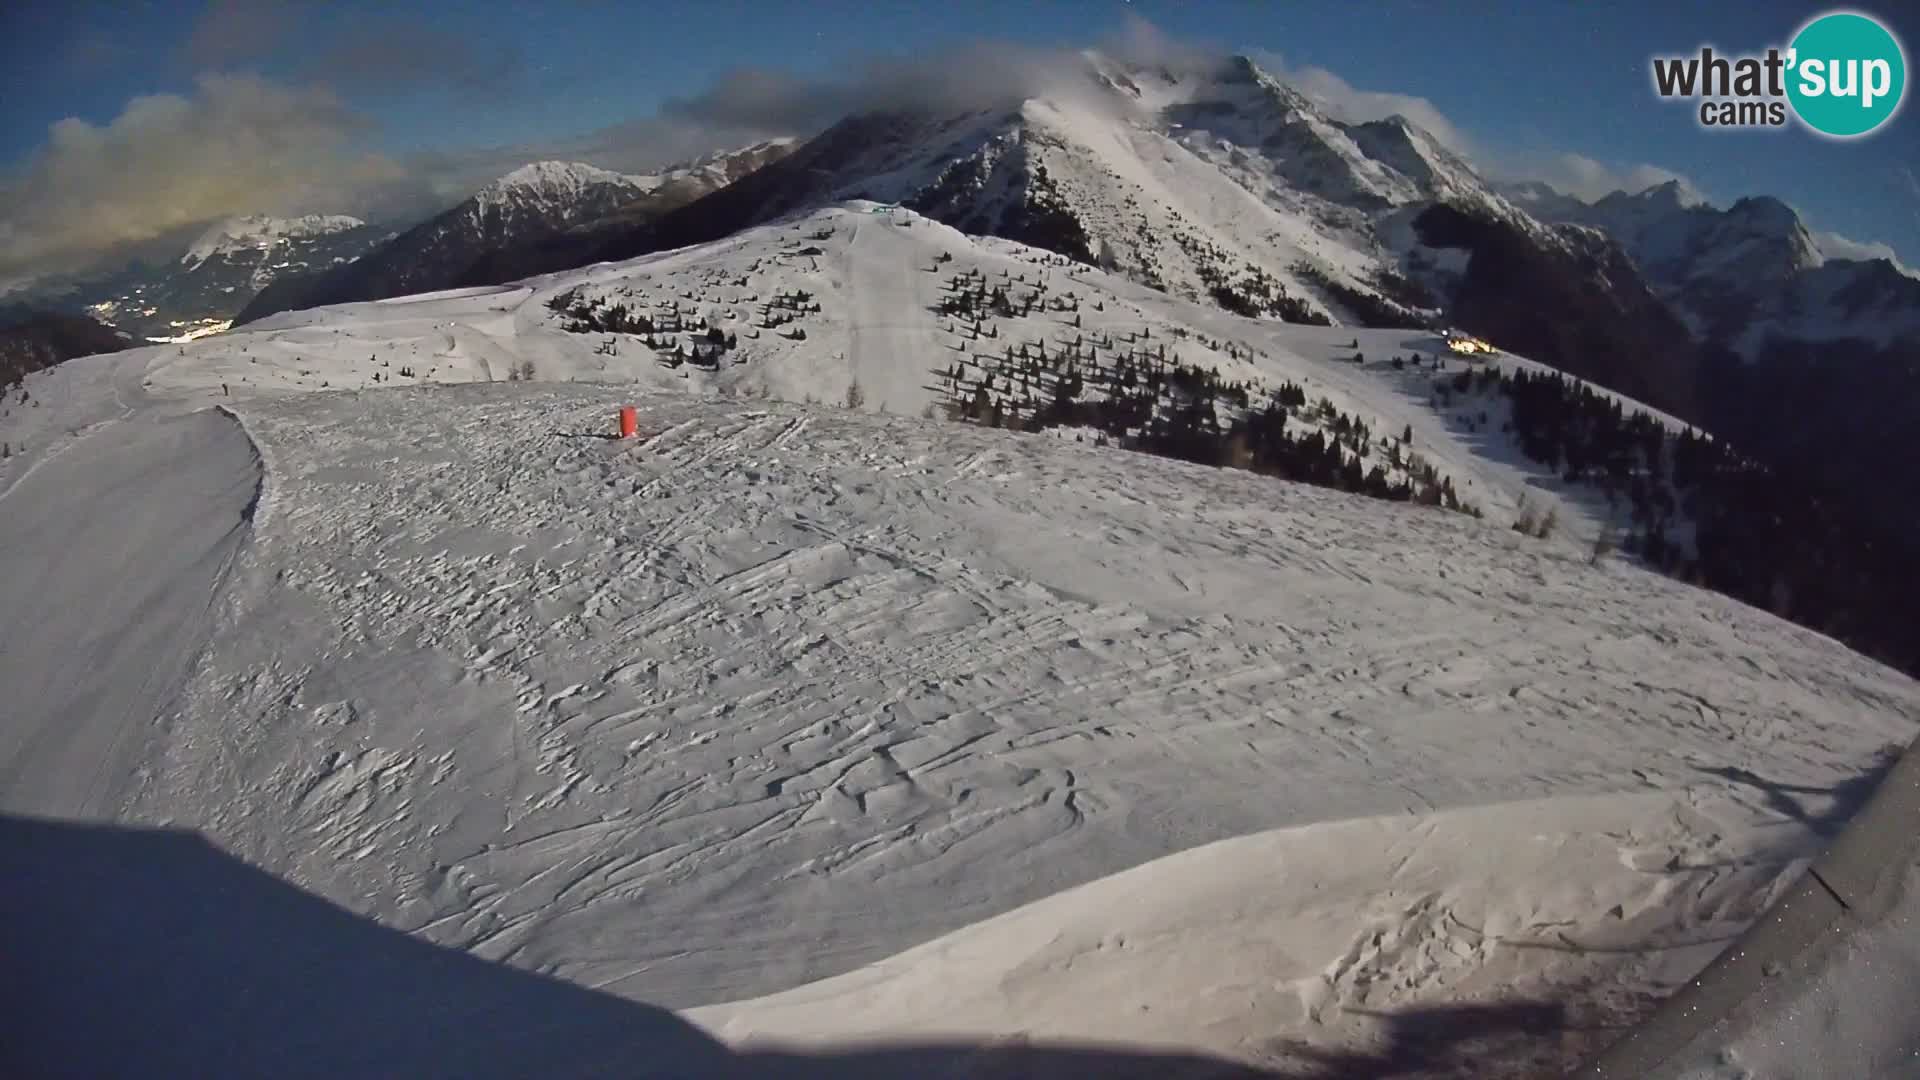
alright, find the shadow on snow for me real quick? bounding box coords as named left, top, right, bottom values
left=1, top=813, right=1570, bottom=1078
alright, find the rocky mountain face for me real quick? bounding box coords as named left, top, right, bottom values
left=16, top=216, right=387, bottom=342
left=1409, top=203, right=1706, bottom=418
left=233, top=141, right=795, bottom=325
left=608, top=55, right=1474, bottom=320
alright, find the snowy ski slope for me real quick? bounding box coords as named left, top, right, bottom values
left=152, top=204, right=1684, bottom=546
left=3, top=204, right=1916, bottom=1077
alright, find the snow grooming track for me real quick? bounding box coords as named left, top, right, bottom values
left=131, top=383, right=1919, bottom=1075
left=839, top=213, right=947, bottom=412
left=0, top=402, right=263, bottom=819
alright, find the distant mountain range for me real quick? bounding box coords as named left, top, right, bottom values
left=1502, top=178, right=1920, bottom=355
left=7, top=143, right=795, bottom=344
left=1499, top=176, right=1920, bottom=551
left=16, top=216, right=389, bottom=342
left=233, top=140, right=795, bottom=326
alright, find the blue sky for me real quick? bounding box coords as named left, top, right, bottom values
left=3, top=0, right=1918, bottom=276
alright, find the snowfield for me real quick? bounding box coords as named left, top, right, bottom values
left=171, top=205, right=1682, bottom=547
left=0, top=406, right=258, bottom=820
left=4, top=205, right=1918, bottom=1077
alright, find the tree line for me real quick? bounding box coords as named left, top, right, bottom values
left=936, top=337, right=1476, bottom=515
left=1472, top=363, right=1920, bottom=678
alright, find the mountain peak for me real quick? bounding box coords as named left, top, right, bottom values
left=1219, top=53, right=1266, bottom=84
left=1349, top=113, right=1440, bottom=150
left=1725, top=194, right=1798, bottom=227
left=695, top=136, right=797, bottom=163
left=482, top=161, right=649, bottom=199
left=182, top=214, right=368, bottom=266
left=235, top=138, right=800, bottom=327
left=667, top=138, right=801, bottom=189
left=1627, top=178, right=1706, bottom=211
left=470, top=161, right=665, bottom=222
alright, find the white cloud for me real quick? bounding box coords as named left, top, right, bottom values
left=1104, top=12, right=1226, bottom=75
left=1236, top=47, right=1714, bottom=216
left=1517, top=152, right=1706, bottom=204
left=1813, top=230, right=1896, bottom=262
left=1247, top=51, right=1475, bottom=157
left=1813, top=230, right=1916, bottom=275
left=0, top=74, right=403, bottom=279
left=659, top=37, right=1122, bottom=136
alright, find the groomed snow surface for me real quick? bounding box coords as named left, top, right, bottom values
left=4, top=206, right=1918, bottom=1078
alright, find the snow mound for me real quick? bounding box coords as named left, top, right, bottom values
left=695, top=790, right=1825, bottom=1076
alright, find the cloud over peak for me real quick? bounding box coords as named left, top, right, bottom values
left=6, top=13, right=1907, bottom=282
left=1247, top=50, right=1476, bottom=158
left=0, top=74, right=401, bottom=279
left=1527, top=152, right=1702, bottom=204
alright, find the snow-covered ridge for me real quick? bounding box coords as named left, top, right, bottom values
left=1511, top=177, right=1920, bottom=349
left=1523, top=178, right=1915, bottom=281
left=470, top=144, right=796, bottom=221
left=483, top=143, right=798, bottom=202
left=650, top=138, right=803, bottom=196
left=700, top=50, right=1576, bottom=332
left=684, top=136, right=797, bottom=171
left=181, top=214, right=368, bottom=266
left=475, top=160, right=661, bottom=210
left=482, top=159, right=654, bottom=195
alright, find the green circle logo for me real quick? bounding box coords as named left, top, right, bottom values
left=1787, top=11, right=1907, bottom=137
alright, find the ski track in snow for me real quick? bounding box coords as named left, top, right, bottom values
left=135, top=384, right=1916, bottom=1066
left=4, top=203, right=1918, bottom=1075
left=0, top=351, right=262, bottom=821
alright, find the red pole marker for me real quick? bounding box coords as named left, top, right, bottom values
left=618, top=406, right=638, bottom=439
